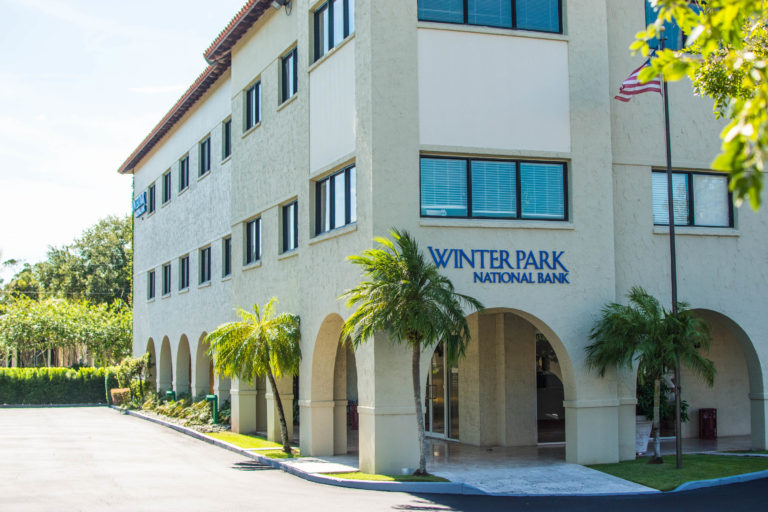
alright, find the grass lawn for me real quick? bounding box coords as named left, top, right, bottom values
left=590, top=454, right=768, bottom=491
left=205, top=432, right=282, bottom=450
left=326, top=472, right=449, bottom=483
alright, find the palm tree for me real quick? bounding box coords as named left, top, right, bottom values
left=586, top=286, right=715, bottom=463
left=340, top=229, right=483, bottom=475
left=206, top=298, right=300, bottom=454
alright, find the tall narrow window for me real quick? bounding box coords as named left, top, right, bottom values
left=162, top=263, right=171, bottom=295
left=316, top=165, right=356, bottom=234
left=245, top=218, right=261, bottom=265
left=222, top=119, right=232, bottom=159
left=314, top=0, right=356, bottom=61
left=222, top=236, right=232, bottom=277
left=179, top=155, right=189, bottom=191
left=281, top=48, right=298, bottom=102
left=148, top=183, right=156, bottom=214
left=199, top=247, right=211, bottom=284
left=162, top=171, right=172, bottom=204
left=199, top=137, right=211, bottom=176
left=147, top=270, right=156, bottom=300
left=179, top=255, right=190, bottom=290
left=282, top=201, right=298, bottom=252
left=245, top=82, right=262, bottom=130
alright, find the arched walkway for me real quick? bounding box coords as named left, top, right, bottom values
left=158, top=337, right=173, bottom=393
left=145, top=338, right=157, bottom=392
left=175, top=335, right=191, bottom=396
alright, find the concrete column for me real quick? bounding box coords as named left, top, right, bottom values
left=266, top=376, right=294, bottom=443
left=564, top=399, right=620, bottom=464
left=357, top=334, right=419, bottom=475
left=213, top=374, right=230, bottom=403
left=617, top=366, right=638, bottom=461
left=503, top=314, right=537, bottom=447
left=750, top=393, right=768, bottom=450
left=333, top=399, right=348, bottom=454
left=157, top=368, right=172, bottom=394
left=299, top=399, right=335, bottom=455
left=256, top=377, right=267, bottom=432
left=173, top=373, right=190, bottom=396
left=230, top=378, right=258, bottom=434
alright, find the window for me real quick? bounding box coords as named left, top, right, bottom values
left=245, top=218, right=261, bottom=265
left=420, top=157, right=567, bottom=220
left=245, top=82, right=262, bottom=130
left=199, top=136, right=211, bottom=176
left=645, top=0, right=700, bottom=50
left=652, top=171, right=732, bottom=227
left=222, top=119, right=232, bottom=159
left=417, top=0, right=562, bottom=34
left=199, top=247, right=212, bottom=284
left=222, top=236, right=232, bottom=277
left=281, top=48, right=298, bottom=103
left=282, top=201, right=298, bottom=252
left=316, top=165, right=356, bottom=234
left=162, top=171, right=172, bottom=204
left=176, top=255, right=188, bottom=290
left=179, top=155, right=189, bottom=191
left=314, top=0, right=355, bottom=61
left=148, top=183, right=156, bottom=214
left=147, top=270, right=156, bottom=300
left=162, top=263, right=171, bottom=296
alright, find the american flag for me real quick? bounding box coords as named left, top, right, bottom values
left=614, top=58, right=662, bottom=102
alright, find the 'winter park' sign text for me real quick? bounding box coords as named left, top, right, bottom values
left=427, top=247, right=570, bottom=285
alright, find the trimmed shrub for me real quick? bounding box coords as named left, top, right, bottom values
left=0, top=367, right=118, bottom=405
left=110, top=388, right=130, bottom=406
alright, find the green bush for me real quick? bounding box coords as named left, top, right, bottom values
left=0, top=367, right=118, bottom=405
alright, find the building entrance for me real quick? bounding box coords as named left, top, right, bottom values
left=425, top=344, right=459, bottom=440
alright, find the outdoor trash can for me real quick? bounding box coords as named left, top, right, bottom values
left=699, top=408, right=717, bottom=440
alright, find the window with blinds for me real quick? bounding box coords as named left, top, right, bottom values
left=652, top=171, right=731, bottom=227
left=418, top=0, right=561, bottom=34
left=420, top=156, right=566, bottom=221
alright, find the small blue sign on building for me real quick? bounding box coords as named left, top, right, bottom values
left=133, top=192, right=147, bottom=218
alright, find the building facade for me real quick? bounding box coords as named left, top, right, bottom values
left=119, top=0, right=768, bottom=474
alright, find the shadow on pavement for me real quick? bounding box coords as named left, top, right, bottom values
left=231, top=460, right=276, bottom=472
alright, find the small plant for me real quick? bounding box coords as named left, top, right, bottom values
left=110, top=388, right=130, bottom=406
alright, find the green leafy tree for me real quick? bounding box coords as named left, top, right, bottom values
left=2, top=262, right=41, bottom=303
left=586, top=286, right=715, bottom=463
left=339, top=229, right=483, bottom=475
left=634, top=0, right=768, bottom=208
left=206, top=299, right=301, bottom=454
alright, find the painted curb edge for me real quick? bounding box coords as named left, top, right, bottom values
left=672, top=469, right=768, bottom=492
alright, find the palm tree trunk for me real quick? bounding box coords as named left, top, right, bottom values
left=411, top=344, right=427, bottom=475
left=650, top=378, right=663, bottom=464
left=266, top=368, right=292, bottom=454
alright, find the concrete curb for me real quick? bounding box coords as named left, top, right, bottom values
left=115, top=407, right=768, bottom=496
left=1, top=403, right=108, bottom=408
left=114, top=406, right=487, bottom=495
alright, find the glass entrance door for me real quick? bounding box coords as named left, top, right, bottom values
left=425, top=344, right=459, bottom=440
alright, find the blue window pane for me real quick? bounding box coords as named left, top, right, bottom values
left=471, top=160, right=516, bottom=217
left=520, top=162, right=565, bottom=219
left=468, top=0, right=512, bottom=28
left=645, top=0, right=683, bottom=50
left=516, top=0, right=560, bottom=33
left=418, top=0, right=464, bottom=23
left=421, top=158, right=468, bottom=217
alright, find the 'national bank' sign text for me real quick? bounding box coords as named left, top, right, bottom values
left=428, top=247, right=569, bottom=285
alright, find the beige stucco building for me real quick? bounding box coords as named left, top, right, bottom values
left=118, top=0, right=768, bottom=474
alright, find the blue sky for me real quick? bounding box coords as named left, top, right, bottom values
left=0, top=0, right=244, bottom=282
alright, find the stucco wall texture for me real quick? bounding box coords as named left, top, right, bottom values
left=126, top=1, right=768, bottom=474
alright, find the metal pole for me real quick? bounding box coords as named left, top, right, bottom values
left=659, top=34, right=683, bottom=470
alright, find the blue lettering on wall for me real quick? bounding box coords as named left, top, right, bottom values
left=431, top=246, right=570, bottom=285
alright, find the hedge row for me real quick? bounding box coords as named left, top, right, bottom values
left=0, top=367, right=118, bottom=405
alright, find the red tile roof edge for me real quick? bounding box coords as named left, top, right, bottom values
left=116, top=56, right=231, bottom=175
left=204, top=0, right=270, bottom=64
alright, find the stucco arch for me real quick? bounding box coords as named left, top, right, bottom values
left=193, top=333, right=213, bottom=398
left=158, top=336, right=173, bottom=393
left=145, top=338, right=157, bottom=391
left=175, top=335, right=191, bottom=396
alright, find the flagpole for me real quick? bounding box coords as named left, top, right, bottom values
left=659, top=33, right=683, bottom=470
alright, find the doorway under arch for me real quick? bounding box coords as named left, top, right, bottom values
left=158, top=336, right=173, bottom=393
left=145, top=338, right=157, bottom=392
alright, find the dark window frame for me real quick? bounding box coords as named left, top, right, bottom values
left=147, top=270, right=156, bottom=300
left=222, top=119, right=232, bottom=159
left=313, top=0, right=355, bottom=62
left=282, top=201, right=299, bottom=253
left=651, top=169, right=734, bottom=228
left=419, top=155, right=569, bottom=221
left=179, top=155, right=190, bottom=191
left=245, top=218, right=262, bottom=265
left=245, top=81, right=262, bottom=130
left=222, top=236, right=232, bottom=277
left=179, top=255, right=190, bottom=290
left=162, top=263, right=171, bottom=296
left=281, top=48, right=298, bottom=103
left=199, top=136, right=211, bottom=176
left=162, top=171, right=172, bottom=204
left=417, top=0, right=563, bottom=35
left=199, top=246, right=212, bottom=284
left=148, top=183, right=156, bottom=214
left=315, top=164, right=356, bottom=235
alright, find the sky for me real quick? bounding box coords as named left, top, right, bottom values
left=0, top=0, right=245, bottom=283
